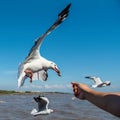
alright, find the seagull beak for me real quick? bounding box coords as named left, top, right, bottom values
left=54, top=66, right=61, bottom=76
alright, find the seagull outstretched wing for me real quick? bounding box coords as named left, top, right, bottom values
left=32, top=70, right=48, bottom=81
left=85, top=76, right=103, bottom=85
left=24, top=3, right=71, bottom=64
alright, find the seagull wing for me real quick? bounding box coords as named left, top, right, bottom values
left=38, top=98, right=48, bottom=111
left=42, top=97, right=49, bottom=110
left=85, top=76, right=103, bottom=85
left=18, top=63, right=24, bottom=79
left=32, top=70, right=48, bottom=81
left=24, top=3, right=71, bottom=64
left=18, top=63, right=27, bottom=88
left=93, top=77, right=103, bottom=85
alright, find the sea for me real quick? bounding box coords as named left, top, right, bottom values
left=0, top=93, right=119, bottom=120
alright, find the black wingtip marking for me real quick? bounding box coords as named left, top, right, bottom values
left=58, top=3, right=71, bottom=18
left=85, top=76, right=91, bottom=79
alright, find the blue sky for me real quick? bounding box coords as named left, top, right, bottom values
left=0, top=0, right=120, bottom=92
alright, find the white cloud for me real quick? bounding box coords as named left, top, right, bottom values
left=22, top=83, right=72, bottom=92
left=44, top=84, right=71, bottom=89
left=30, top=84, right=43, bottom=89
left=24, top=84, right=43, bottom=89
left=66, top=83, right=72, bottom=88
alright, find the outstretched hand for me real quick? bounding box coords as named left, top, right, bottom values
left=71, top=82, right=120, bottom=117
left=71, top=82, right=91, bottom=100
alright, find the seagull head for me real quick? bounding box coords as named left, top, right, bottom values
left=105, top=81, right=111, bottom=86
left=50, top=62, right=61, bottom=76
left=33, top=95, right=44, bottom=103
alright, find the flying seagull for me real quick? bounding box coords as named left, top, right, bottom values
left=85, top=76, right=111, bottom=88
left=31, top=95, right=53, bottom=115
left=18, top=3, right=71, bottom=88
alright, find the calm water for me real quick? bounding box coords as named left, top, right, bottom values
left=0, top=93, right=119, bottom=120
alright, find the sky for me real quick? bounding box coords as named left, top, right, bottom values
left=0, top=0, right=120, bottom=93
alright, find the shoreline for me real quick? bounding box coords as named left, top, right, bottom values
left=0, top=90, right=71, bottom=95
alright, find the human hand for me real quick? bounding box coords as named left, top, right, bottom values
left=71, top=82, right=89, bottom=100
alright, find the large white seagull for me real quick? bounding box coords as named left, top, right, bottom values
left=18, top=3, right=71, bottom=88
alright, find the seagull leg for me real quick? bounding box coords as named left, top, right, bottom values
left=24, top=69, right=33, bottom=83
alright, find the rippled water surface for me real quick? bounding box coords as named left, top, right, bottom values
left=0, top=93, right=119, bottom=120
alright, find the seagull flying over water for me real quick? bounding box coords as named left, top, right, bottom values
left=31, top=95, right=53, bottom=115
left=18, top=3, right=71, bottom=88
left=85, top=76, right=111, bottom=88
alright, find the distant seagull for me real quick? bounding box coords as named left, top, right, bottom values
left=85, top=76, right=111, bottom=88
left=31, top=95, right=53, bottom=115
left=18, top=3, right=71, bottom=88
